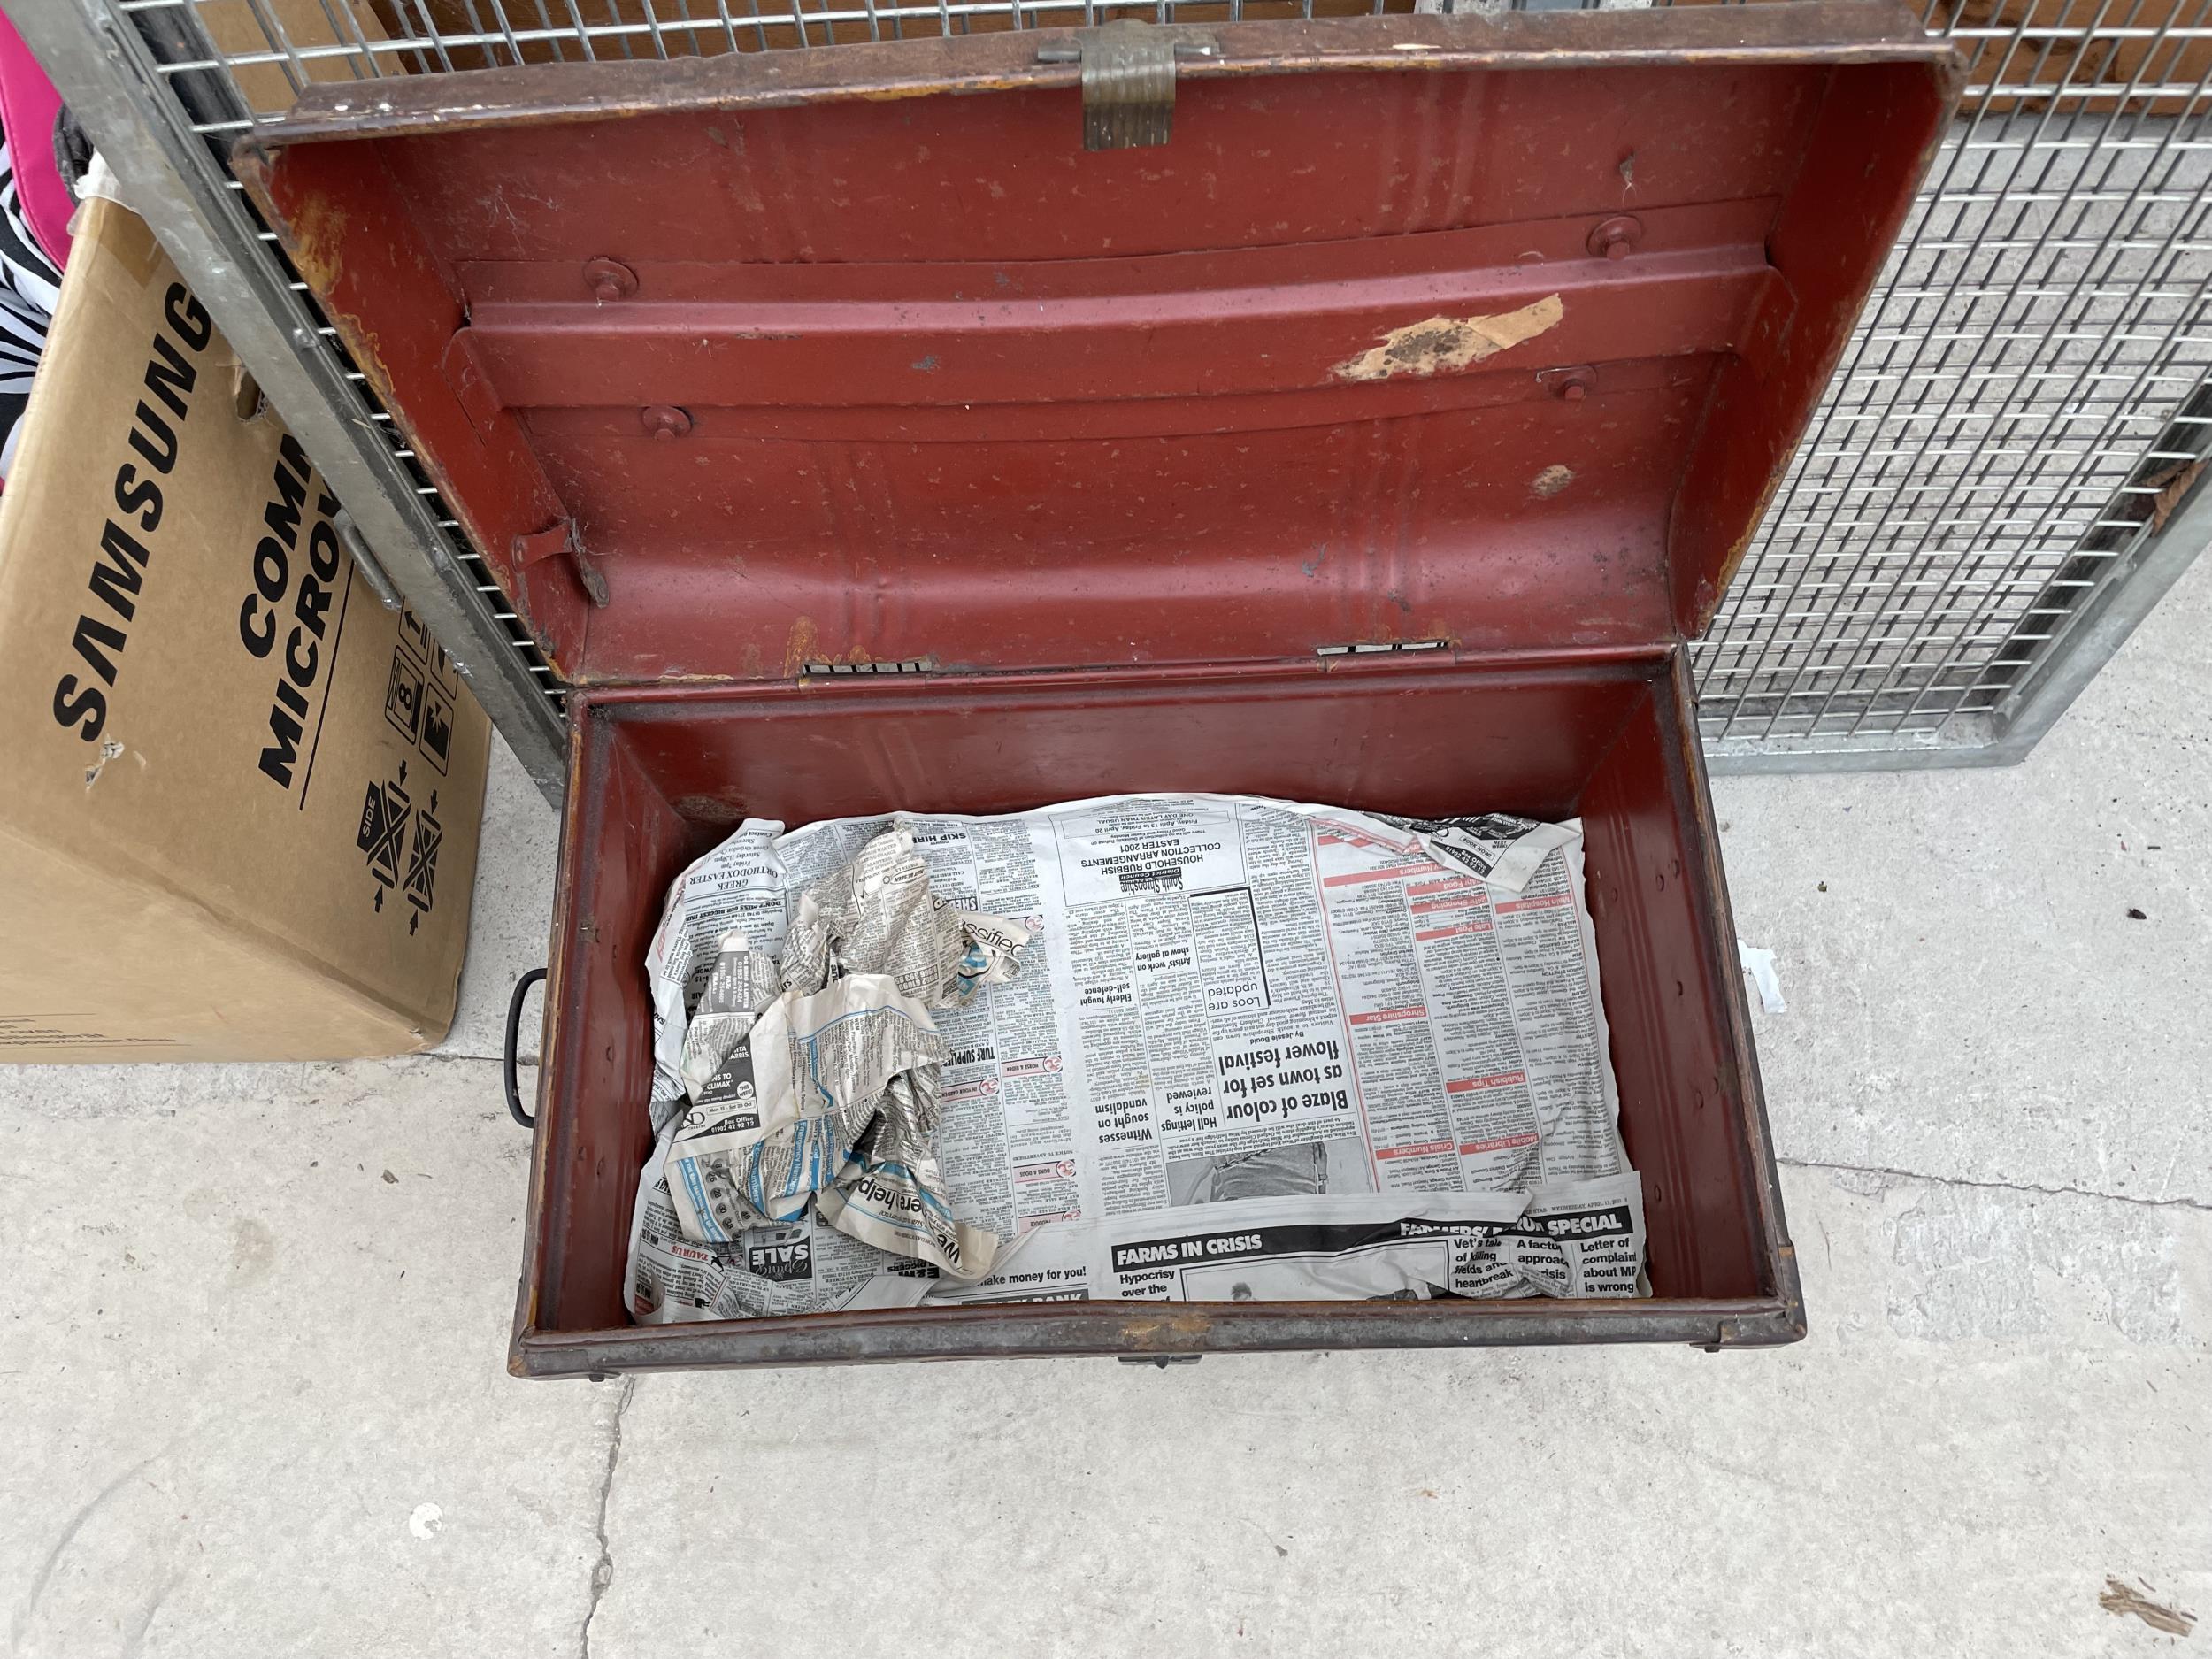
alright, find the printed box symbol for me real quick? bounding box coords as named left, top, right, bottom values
left=418, top=687, right=454, bottom=773
left=396, top=606, right=433, bottom=664
left=357, top=776, right=411, bottom=892
left=396, top=607, right=461, bottom=693
left=384, top=649, right=426, bottom=743
left=404, top=805, right=442, bottom=914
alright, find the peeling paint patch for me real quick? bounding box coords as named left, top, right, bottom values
left=1121, top=1310, right=1213, bottom=1347
left=1887, top=1191, right=2046, bottom=1340
left=782, top=615, right=821, bottom=680
left=1887, top=1187, right=2183, bottom=1344
left=284, top=189, right=351, bottom=298
left=1531, top=465, right=1575, bottom=499
left=1333, top=295, right=1564, bottom=383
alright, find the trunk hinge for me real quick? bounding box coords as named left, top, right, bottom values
left=1037, top=21, right=1218, bottom=151
left=513, top=518, right=608, bottom=608
left=1316, top=639, right=1450, bottom=659
left=798, top=659, right=930, bottom=681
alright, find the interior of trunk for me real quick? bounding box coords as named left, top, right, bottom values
left=521, top=645, right=1779, bottom=1351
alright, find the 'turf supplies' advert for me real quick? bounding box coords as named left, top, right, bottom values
left=0, top=198, right=490, bottom=1062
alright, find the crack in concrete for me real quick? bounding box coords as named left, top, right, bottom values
left=580, top=1378, right=637, bottom=1659
left=1782, top=1157, right=2212, bottom=1214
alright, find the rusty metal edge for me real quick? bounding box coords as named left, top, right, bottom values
left=507, top=695, right=599, bottom=1374
left=1668, top=646, right=1806, bottom=1339
left=583, top=646, right=1668, bottom=706
left=514, top=1296, right=1807, bottom=1377
left=236, top=2, right=1954, bottom=150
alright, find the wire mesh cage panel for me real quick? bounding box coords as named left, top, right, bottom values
left=77, top=0, right=2212, bottom=769
left=1702, top=19, right=2212, bottom=754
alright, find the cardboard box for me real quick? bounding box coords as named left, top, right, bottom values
left=0, top=198, right=490, bottom=1061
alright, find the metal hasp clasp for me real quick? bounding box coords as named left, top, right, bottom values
left=1037, top=20, right=1219, bottom=150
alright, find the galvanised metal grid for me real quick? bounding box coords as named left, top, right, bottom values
left=111, top=0, right=2212, bottom=764
left=1701, top=6, right=2212, bottom=751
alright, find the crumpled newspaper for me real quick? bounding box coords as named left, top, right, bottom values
left=1375, top=810, right=1580, bottom=895
left=779, top=826, right=1027, bottom=1009
left=661, top=827, right=1026, bottom=1279
left=676, top=935, right=780, bottom=1105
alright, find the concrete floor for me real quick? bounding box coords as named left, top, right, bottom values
left=4, top=561, right=2208, bottom=1658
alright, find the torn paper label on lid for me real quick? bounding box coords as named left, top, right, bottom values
left=1333, top=295, right=1564, bottom=382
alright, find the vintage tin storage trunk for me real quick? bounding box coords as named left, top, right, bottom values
left=239, top=1, right=1956, bottom=1374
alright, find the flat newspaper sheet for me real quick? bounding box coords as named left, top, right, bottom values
left=626, top=795, right=1643, bottom=1321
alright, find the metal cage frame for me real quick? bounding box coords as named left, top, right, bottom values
left=9, top=0, right=2210, bottom=800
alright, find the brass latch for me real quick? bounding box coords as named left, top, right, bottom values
left=1037, top=20, right=1219, bottom=151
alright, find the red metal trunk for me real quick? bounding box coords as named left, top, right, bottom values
left=239, top=3, right=1957, bottom=1372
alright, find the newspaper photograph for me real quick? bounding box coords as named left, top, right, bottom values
left=626, top=793, right=1643, bottom=1322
